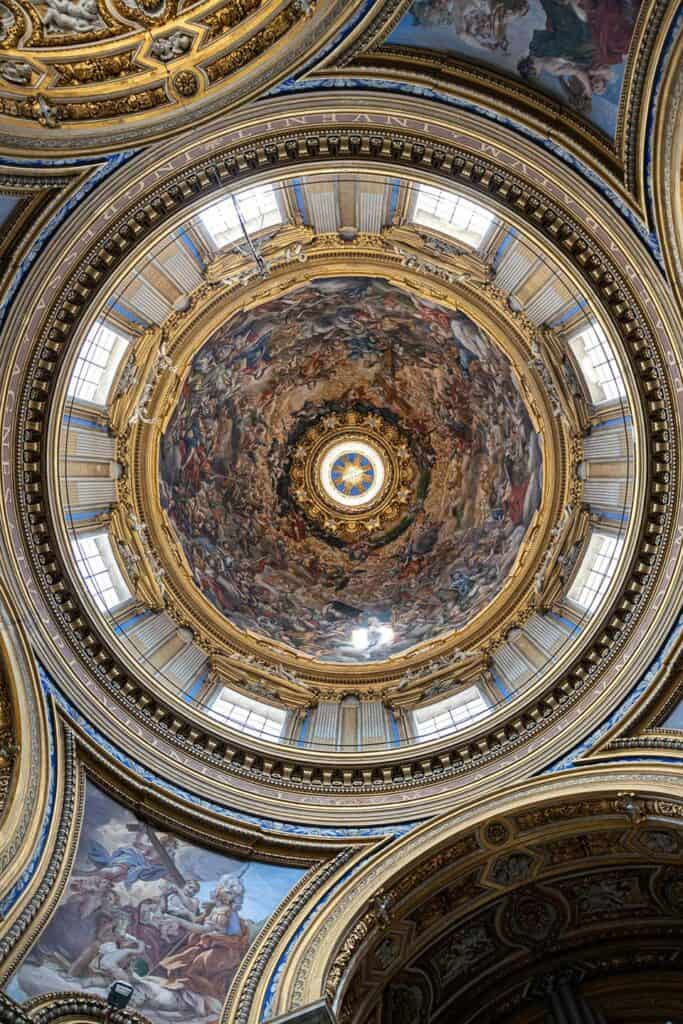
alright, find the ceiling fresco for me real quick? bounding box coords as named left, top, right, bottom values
left=159, top=276, right=543, bottom=663
left=6, top=780, right=304, bottom=1024
left=388, top=0, right=642, bottom=136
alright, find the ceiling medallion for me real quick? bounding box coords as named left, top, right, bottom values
left=289, top=411, right=416, bottom=541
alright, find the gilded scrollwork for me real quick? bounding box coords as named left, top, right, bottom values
left=0, top=668, right=16, bottom=814
left=0, top=0, right=333, bottom=145
left=0, top=0, right=32, bottom=48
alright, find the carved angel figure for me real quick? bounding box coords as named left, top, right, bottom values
left=115, top=352, right=138, bottom=397
left=0, top=58, right=32, bottom=84
left=151, top=31, right=192, bottom=62
left=34, top=0, right=103, bottom=34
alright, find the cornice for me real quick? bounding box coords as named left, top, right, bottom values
left=0, top=718, right=77, bottom=983
left=649, top=13, right=683, bottom=311
left=0, top=578, right=52, bottom=942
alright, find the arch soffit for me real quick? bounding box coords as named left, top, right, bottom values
left=0, top=575, right=52, bottom=953
left=263, top=766, right=683, bottom=1024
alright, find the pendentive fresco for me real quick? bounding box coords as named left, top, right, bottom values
left=390, top=0, right=641, bottom=134
left=6, top=781, right=304, bottom=1023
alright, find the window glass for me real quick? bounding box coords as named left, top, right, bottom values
left=412, top=686, right=488, bottom=739
left=568, top=322, right=625, bottom=405
left=567, top=531, right=624, bottom=611
left=67, top=322, right=131, bottom=407
left=199, top=184, right=283, bottom=249
left=71, top=532, right=132, bottom=612
left=210, top=685, right=286, bottom=740
left=411, top=184, right=496, bottom=248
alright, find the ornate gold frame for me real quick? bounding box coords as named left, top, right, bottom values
left=290, top=412, right=414, bottom=539
left=116, top=238, right=571, bottom=702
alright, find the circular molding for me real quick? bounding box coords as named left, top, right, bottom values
left=123, top=255, right=562, bottom=690
left=320, top=440, right=386, bottom=510
left=0, top=94, right=680, bottom=823
left=300, top=419, right=398, bottom=524
left=289, top=410, right=416, bottom=540
left=651, top=18, right=683, bottom=313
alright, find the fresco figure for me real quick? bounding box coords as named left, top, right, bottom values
left=7, top=782, right=304, bottom=1024
left=516, top=0, right=633, bottom=113
left=412, top=0, right=530, bottom=52
left=159, top=875, right=253, bottom=1006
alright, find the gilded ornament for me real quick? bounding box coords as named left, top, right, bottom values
left=289, top=410, right=417, bottom=542
left=32, top=92, right=58, bottom=126
left=172, top=68, right=198, bottom=96
left=57, top=85, right=167, bottom=120
left=108, top=0, right=178, bottom=30
left=203, top=0, right=260, bottom=39
left=205, top=5, right=298, bottom=83
left=54, top=51, right=136, bottom=85
left=0, top=0, right=28, bottom=49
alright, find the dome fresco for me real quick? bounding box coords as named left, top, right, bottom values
left=3, top=4, right=683, bottom=1021
left=159, top=277, right=543, bottom=662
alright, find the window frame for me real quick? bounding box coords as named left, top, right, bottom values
left=409, top=183, right=497, bottom=250
left=67, top=321, right=132, bottom=408
left=70, top=531, right=133, bottom=613
left=198, top=184, right=284, bottom=250
left=566, top=530, right=624, bottom=613
left=411, top=686, right=489, bottom=740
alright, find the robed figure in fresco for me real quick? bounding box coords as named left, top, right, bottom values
left=516, top=0, right=638, bottom=111
left=158, top=874, right=254, bottom=1005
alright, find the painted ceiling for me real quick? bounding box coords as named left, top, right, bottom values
left=388, top=0, right=641, bottom=136
left=160, top=276, right=543, bottom=662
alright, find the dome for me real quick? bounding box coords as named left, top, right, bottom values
left=2, top=83, right=678, bottom=823
left=2, top=9, right=683, bottom=1024
left=158, top=276, right=543, bottom=662
left=32, top=149, right=647, bottom=777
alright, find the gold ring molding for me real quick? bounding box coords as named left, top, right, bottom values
left=119, top=253, right=568, bottom=699
left=0, top=95, right=678, bottom=823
